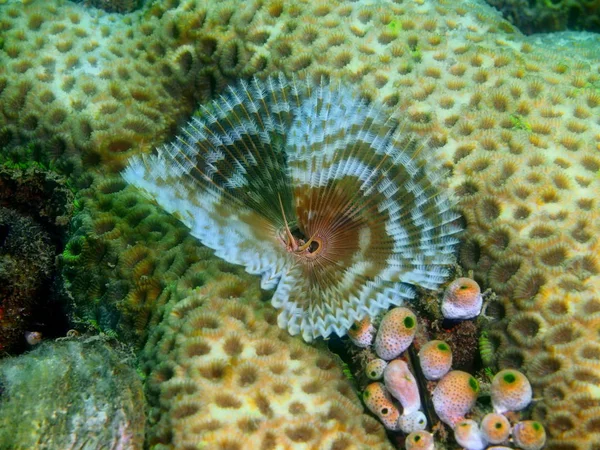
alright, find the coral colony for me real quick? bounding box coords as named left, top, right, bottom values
left=2, top=0, right=599, bottom=448
left=123, top=75, right=463, bottom=342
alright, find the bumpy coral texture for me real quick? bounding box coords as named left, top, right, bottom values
left=140, top=284, right=393, bottom=449
left=3, top=0, right=599, bottom=447
left=0, top=0, right=200, bottom=174
left=62, top=174, right=215, bottom=347
left=74, top=0, right=141, bottom=14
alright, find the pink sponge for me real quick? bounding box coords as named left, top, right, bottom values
left=383, top=359, right=421, bottom=416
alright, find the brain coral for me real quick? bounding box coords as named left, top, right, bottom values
left=0, top=0, right=200, bottom=174
left=140, top=277, right=393, bottom=450
left=62, top=173, right=217, bottom=347
left=3, top=0, right=599, bottom=448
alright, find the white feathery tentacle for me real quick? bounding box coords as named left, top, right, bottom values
left=123, top=76, right=463, bottom=341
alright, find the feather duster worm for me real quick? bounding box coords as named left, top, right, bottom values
left=123, top=75, right=462, bottom=341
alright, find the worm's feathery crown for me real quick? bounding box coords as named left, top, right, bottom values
left=123, top=75, right=462, bottom=341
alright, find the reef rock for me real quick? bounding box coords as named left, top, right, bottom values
left=0, top=339, right=145, bottom=449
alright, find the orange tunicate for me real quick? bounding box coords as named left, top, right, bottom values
left=418, top=340, right=452, bottom=380
left=454, top=419, right=487, bottom=450
left=362, top=382, right=401, bottom=431
left=348, top=316, right=375, bottom=348
left=374, top=307, right=417, bottom=360
left=512, top=421, right=546, bottom=450
left=365, top=358, right=387, bottom=380
left=432, top=370, right=480, bottom=427
left=405, top=430, right=434, bottom=450
left=491, top=369, right=532, bottom=414
left=480, top=412, right=511, bottom=443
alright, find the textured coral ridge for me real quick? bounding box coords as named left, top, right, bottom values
left=124, top=77, right=462, bottom=342
left=4, top=0, right=599, bottom=447
left=0, top=0, right=199, bottom=173
left=141, top=284, right=393, bottom=450
left=61, top=174, right=213, bottom=347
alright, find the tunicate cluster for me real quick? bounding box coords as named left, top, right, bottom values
left=350, top=304, right=542, bottom=449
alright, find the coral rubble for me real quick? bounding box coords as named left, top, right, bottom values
left=0, top=207, right=53, bottom=352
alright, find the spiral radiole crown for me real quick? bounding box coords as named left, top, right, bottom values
left=123, top=75, right=463, bottom=341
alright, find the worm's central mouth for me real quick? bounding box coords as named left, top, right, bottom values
left=279, top=224, right=322, bottom=257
